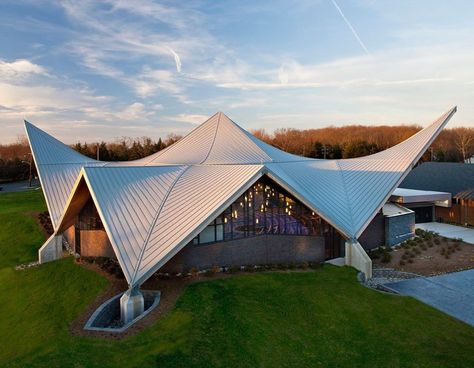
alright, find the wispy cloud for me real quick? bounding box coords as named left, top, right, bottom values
left=330, top=0, right=370, bottom=54
left=166, top=46, right=182, bottom=73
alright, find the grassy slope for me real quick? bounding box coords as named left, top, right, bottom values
left=0, top=191, right=473, bottom=368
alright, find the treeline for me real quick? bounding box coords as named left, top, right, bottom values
left=72, top=135, right=182, bottom=161
left=0, top=135, right=181, bottom=182
left=0, top=137, right=32, bottom=182
left=1, top=125, right=474, bottom=182
left=251, top=126, right=474, bottom=161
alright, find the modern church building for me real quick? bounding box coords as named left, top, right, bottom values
left=25, top=107, right=456, bottom=324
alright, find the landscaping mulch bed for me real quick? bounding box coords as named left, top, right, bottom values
left=371, top=230, right=474, bottom=276
left=29, top=211, right=53, bottom=238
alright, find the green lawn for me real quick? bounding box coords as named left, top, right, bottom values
left=0, top=190, right=473, bottom=368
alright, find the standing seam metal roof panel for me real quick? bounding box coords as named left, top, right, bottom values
left=25, top=107, right=457, bottom=287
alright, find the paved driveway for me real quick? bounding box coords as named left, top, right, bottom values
left=0, top=179, right=40, bottom=193
left=385, top=269, right=474, bottom=326
left=416, top=222, right=474, bottom=244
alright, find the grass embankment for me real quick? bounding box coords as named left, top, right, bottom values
left=0, top=190, right=473, bottom=367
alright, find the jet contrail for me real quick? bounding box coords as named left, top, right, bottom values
left=330, top=0, right=369, bottom=55
left=166, top=46, right=182, bottom=73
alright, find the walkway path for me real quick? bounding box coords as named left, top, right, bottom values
left=416, top=222, right=474, bottom=244
left=385, top=269, right=474, bottom=326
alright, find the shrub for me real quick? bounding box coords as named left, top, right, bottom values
left=381, top=252, right=392, bottom=263
left=428, top=241, right=434, bottom=248
left=370, top=251, right=380, bottom=260
left=190, top=267, right=199, bottom=276
left=414, top=248, right=421, bottom=255
left=410, top=253, right=415, bottom=259
left=434, top=238, right=441, bottom=245
left=309, top=262, right=321, bottom=269
left=300, top=261, right=309, bottom=269
left=211, top=265, right=221, bottom=274
left=228, top=265, right=240, bottom=274
left=424, top=232, right=433, bottom=241
left=399, top=260, right=405, bottom=266
left=408, top=258, right=414, bottom=263
left=243, top=265, right=255, bottom=272
left=401, top=254, right=408, bottom=260
left=204, top=269, right=214, bottom=277
left=420, top=244, right=427, bottom=251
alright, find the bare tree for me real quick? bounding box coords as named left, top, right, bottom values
left=455, top=128, right=474, bottom=162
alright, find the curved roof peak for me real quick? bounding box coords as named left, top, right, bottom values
left=137, top=111, right=308, bottom=165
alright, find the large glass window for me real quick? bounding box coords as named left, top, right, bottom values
left=192, top=176, right=337, bottom=245
left=77, top=198, right=104, bottom=230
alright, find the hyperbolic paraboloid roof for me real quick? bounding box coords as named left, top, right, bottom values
left=25, top=107, right=457, bottom=287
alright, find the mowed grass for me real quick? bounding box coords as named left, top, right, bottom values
left=0, top=191, right=473, bottom=368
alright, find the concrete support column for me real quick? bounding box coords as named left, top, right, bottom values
left=38, top=234, right=63, bottom=264
left=120, top=287, right=144, bottom=325
left=345, top=238, right=372, bottom=280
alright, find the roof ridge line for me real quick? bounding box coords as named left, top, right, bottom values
left=199, top=112, right=222, bottom=164
left=335, top=160, right=356, bottom=237
left=130, top=165, right=191, bottom=285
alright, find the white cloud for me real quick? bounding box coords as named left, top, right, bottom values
left=166, top=113, right=210, bottom=125
left=0, top=59, right=47, bottom=80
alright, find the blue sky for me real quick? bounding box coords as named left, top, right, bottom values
left=1, top=0, right=473, bottom=143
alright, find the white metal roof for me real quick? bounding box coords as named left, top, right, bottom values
left=391, top=188, right=452, bottom=206
left=382, top=203, right=414, bottom=217
left=25, top=107, right=456, bottom=287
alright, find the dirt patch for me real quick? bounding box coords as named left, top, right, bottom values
left=372, top=235, right=474, bottom=276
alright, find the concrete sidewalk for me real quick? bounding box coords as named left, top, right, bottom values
left=416, top=222, right=474, bottom=244
left=385, top=269, right=474, bottom=326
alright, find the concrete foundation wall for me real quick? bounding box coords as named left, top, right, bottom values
left=385, top=212, right=415, bottom=246
left=38, top=234, right=63, bottom=263
left=161, top=235, right=326, bottom=273
left=345, top=239, right=372, bottom=279
left=358, top=213, right=385, bottom=251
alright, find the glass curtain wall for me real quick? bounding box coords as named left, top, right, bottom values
left=192, top=177, right=338, bottom=245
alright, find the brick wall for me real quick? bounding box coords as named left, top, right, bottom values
left=161, top=235, right=326, bottom=273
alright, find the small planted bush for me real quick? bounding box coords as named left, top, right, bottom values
left=381, top=252, right=392, bottom=263
left=228, top=265, right=240, bottom=273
